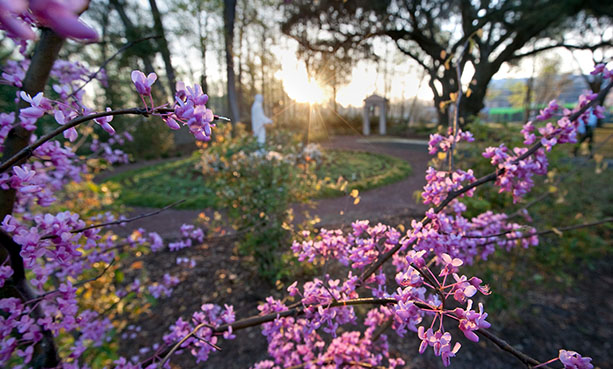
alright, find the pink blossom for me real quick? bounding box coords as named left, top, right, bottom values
left=559, top=349, right=593, bottom=369
left=29, top=0, right=98, bottom=40
left=131, top=70, right=157, bottom=96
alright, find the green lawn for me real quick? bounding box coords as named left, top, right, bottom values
left=103, top=149, right=411, bottom=210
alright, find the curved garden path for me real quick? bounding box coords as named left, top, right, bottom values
left=108, top=135, right=430, bottom=238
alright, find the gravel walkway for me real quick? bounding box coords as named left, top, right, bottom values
left=108, top=135, right=431, bottom=238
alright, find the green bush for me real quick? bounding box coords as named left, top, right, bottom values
left=455, top=121, right=612, bottom=311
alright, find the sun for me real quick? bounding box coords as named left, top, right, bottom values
left=276, top=55, right=328, bottom=104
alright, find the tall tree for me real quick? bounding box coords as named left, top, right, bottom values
left=109, top=0, right=167, bottom=97
left=565, top=14, right=613, bottom=112
left=223, top=0, right=241, bottom=123
left=282, top=0, right=611, bottom=126
left=508, top=55, right=572, bottom=118
left=148, top=0, right=177, bottom=97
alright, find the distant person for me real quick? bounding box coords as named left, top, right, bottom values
left=251, top=94, right=273, bottom=145
left=574, top=107, right=598, bottom=157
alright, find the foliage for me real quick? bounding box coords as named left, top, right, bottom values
left=0, top=4, right=610, bottom=369
left=455, top=121, right=612, bottom=311
left=103, top=128, right=411, bottom=209
left=282, top=0, right=608, bottom=125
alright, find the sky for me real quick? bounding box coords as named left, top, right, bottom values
left=270, top=39, right=597, bottom=108
left=158, top=1, right=604, bottom=109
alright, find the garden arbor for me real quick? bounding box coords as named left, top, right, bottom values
left=362, top=94, right=388, bottom=136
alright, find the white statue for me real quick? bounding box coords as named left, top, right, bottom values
left=251, top=94, right=273, bottom=145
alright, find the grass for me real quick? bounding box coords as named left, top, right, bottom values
left=103, top=149, right=412, bottom=210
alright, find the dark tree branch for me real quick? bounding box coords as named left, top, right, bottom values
left=69, top=35, right=162, bottom=99
left=40, top=200, right=186, bottom=240
left=0, top=109, right=229, bottom=173
left=357, top=81, right=612, bottom=285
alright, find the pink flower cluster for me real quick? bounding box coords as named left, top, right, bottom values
left=481, top=65, right=613, bottom=202
left=422, top=167, right=476, bottom=206
left=130, top=71, right=217, bottom=141
left=0, top=0, right=98, bottom=41
left=163, top=304, right=236, bottom=363
left=428, top=129, right=474, bottom=155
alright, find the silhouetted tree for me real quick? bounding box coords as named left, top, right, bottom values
left=282, top=0, right=612, bottom=126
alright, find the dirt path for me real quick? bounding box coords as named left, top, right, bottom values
left=304, top=135, right=430, bottom=226
left=108, top=135, right=431, bottom=238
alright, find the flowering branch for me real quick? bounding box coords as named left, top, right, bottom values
left=359, top=81, right=612, bottom=285
left=68, top=35, right=162, bottom=99
left=0, top=230, right=60, bottom=367
left=0, top=108, right=228, bottom=173
left=40, top=199, right=186, bottom=240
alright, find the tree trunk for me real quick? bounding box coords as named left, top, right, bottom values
left=148, top=0, right=176, bottom=97
left=196, top=3, right=208, bottom=93
left=0, top=29, right=64, bottom=219
left=458, top=62, right=496, bottom=126
left=223, top=0, right=241, bottom=124
left=110, top=0, right=166, bottom=98
left=0, top=28, right=64, bottom=368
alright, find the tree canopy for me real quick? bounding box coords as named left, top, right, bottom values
left=282, top=0, right=613, bottom=125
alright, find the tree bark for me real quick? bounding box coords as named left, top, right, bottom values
left=223, top=0, right=241, bottom=124
left=148, top=0, right=176, bottom=97
left=0, top=28, right=64, bottom=368
left=110, top=0, right=166, bottom=98
left=0, top=29, right=64, bottom=220
left=196, top=2, right=208, bottom=93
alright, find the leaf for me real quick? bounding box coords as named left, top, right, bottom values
left=593, top=153, right=604, bottom=164
left=350, top=189, right=359, bottom=198
left=353, top=197, right=361, bottom=205
left=114, top=270, right=125, bottom=283
left=551, top=227, right=563, bottom=237
left=440, top=50, right=447, bottom=59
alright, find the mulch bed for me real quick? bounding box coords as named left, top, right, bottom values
left=117, top=212, right=612, bottom=369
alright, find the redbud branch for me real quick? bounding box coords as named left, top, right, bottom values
left=507, top=131, right=613, bottom=220
left=159, top=295, right=553, bottom=369
left=0, top=229, right=59, bottom=367
left=29, top=260, right=116, bottom=303
left=155, top=298, right=400, bottom=368
left=477, top=217, right=613, bottom=246
left=0, top=108, right=229, bottom=173
left=359, top=81, right=613, bottom=285
left=40, top=200, right=186, bottom=240
left=287, top=360, right=388, bottom=369
left=437, top=81, right=612, bottom=214
left=69, top=35, right=162, bottom=100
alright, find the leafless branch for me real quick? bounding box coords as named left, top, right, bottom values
left=40, top=200, right=185, bottom=240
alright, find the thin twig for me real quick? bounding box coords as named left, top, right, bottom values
left=358, top=82, right=612, bottom=284
left=29, top=260, right=116, bottom=303
left=40, top=200, right=186, bottom=240
left=68, top=36, right=161, bottom=99
left=0, top=109, right=229, bottom=173
left=478, top=218, right=613, bottom=246
left=448, top=37, right=472, bottom=172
